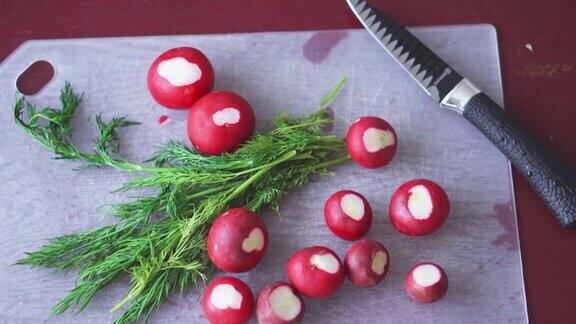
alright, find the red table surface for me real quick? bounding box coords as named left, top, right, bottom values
left=2, top=1, right=575, bottom=322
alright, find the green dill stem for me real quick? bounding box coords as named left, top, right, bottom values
left=312, top=154, right=351, bottom=169
left=230, top=151, right=309, bottom=176
left=181, top=150, right=299, bottom=245
left=183, top=181, right=243, bottom=202
left=225, top=150, right=298, bottom=205
left=90, top=156, right=174, bottom=174
left=278, top=119, right=332, bottom=130
left=180, top=150, right=319, bottom=211
left=306, top=145, right=345, bottom=152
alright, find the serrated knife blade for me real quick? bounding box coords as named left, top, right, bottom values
left=347, top=0, right=468, bottom=104
left=346, top=0, right=576, bottom=228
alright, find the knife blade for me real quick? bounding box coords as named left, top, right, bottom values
left=347, top=0, right=576, bottom=228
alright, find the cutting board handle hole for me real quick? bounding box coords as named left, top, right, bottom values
left=16, top=60, right=55, bottom=96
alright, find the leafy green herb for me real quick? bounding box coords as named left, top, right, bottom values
left=15, top=80, right=350, bottom=324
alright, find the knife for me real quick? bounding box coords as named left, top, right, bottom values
left=346, top=0, right=576, bottom=228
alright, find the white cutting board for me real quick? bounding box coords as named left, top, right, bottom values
left=0, top=25, right=527, bottom=323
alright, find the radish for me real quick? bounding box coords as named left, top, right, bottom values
left=187, top=91, right=256, bottom=155
left=344, top=239, right=389, bottom=288
left=286, top=246, right=345, bottom=298
left=207, top=208, right=268, bottom=272
left=324, top=190, right=372, bottom=240
left=389, top=179, right=450, bottom=236
left=404, top=262, right=448, bottom=303
left=147, top=47, right=214, bottom=109
left=256, top=281, right=305, bottom=324
left=202, top=276, right=254, bottom=324
left=346, top=116, right=397, bottom=169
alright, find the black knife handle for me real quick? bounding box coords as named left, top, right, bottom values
left=463, top=92, right=576, bottom=228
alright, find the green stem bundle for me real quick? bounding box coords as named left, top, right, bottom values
left=14, top=78, right=350, bottom=324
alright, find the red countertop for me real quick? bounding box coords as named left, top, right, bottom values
left=1, top=1, right=575, bottom=322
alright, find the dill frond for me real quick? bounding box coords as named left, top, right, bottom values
left=14, top=78, right=350, bottom=323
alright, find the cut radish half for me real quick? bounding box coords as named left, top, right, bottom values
left=346, top=116, right=397, bottom=168
left=286, top=246, right=345, bottom=298
left=202, top=276, right=254, bottom=323
left=187, top=91, right=255, bottom=155
left=404, top=262, right=448, bottom=303
left=389, top=179, right=450, bottom=236
left=256, top=282, right=305, bottom=323
left=324, top=190, right=372, bottom=240
left=147, top=47, right=214, bottom=109
left=207, top=208, right=268, bottom=272
left=344, top=239, right=390, bottom=288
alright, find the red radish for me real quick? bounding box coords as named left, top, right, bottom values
left=256, top=281, right=305, bottom=324
left=389, top=179, right=450, bottom=236
left=187, top=91, right=256, bottom=155
left=286, top=246, right=345, bottom=299
left=207, top=208, right=268, bottom=273
left=404, top=263, right=448, bottom=303
left=344, top=239, right=389, bottom=288
left=147, top=47, right=214, bottom=109
left=202, top=276, right=254, bottom=324
left=324, top=190, right=372, bottom=240
left=346, top=116, right=397, bottom=169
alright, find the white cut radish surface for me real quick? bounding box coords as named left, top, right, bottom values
left=371, top=250, right=388, bottom=275
left=412, top=264, right=441, bottom=287
left=269, top=286, right=302, bottom=321
left=157, top=57, right=202, bottom=86
left=241, top=228, right=265, bottom=253
left=407, top=185, right=433, bottom=220
left=210, top=284, right=243, bottom=310
left=310, top=253, right=340, bottom=274
left=340, top=193, right=365, bottom=220
left=362, top=128, right=395, bottom=153
left=212, top=107, right=241, bottom=126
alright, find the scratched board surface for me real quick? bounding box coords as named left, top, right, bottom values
left=0, top=25, right=526, bottom=323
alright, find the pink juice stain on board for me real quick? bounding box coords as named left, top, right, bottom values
left=303, top=31, right=349, bottom=63
left=158, top=114, right=170, bottom=125
left=490, top=202, right=518, bottom=251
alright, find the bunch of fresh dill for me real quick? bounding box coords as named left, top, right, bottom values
left=14, top=79, right=350, bottom=324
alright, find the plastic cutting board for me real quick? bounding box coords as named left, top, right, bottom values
left=0, top=25, right=527, bottom=323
